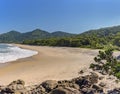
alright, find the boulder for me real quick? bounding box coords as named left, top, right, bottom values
left=99, top=82, right=106, bottom=87
left=81, top=87, right=94, bottom=94
left=57, top=80, right=79, bottom=90
left=9, top=79, right=25, bottom=86
left=99, top=76, right=104, bottom=80
left=108, top=88, right=120, bottom=94
left=79, top=70, right=84, bottom=74
left=7, top=80, right=25, bottom=91
left=0, top=80, right=26, bottom=94
left=74, top=76, right=90, bottom=88
left=1, top=87, right=15, bottom=93
left=41, top=80, right=58, bottom=92
left=50, top=87, right=81, bottom=94
left=89, top=72, right=98, bottom=84
left=92, top=84, right=103, bottom=93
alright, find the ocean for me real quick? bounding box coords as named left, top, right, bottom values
left=0, top=44, right=38, bottom=63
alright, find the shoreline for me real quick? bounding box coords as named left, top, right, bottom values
left=0, top=44, right=38, bottom=64
left=0, top=44, right=119, bottom=93
left=0, top=44, right=99, bottom=86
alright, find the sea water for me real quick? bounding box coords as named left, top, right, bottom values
left=0, top=44, right=38, bottom=63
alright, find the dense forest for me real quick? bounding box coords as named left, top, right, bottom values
left=0, top=29, right=75, bottom=43
left=1, top=26, right=120, bottom=49
left=23, top=26, right=120, bottom=50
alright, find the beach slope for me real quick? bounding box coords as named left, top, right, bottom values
left=0, top=44, right=98, bottom=85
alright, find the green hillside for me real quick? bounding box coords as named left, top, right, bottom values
left=1, top=26, right=120, bottom=49
left=80, top=25, right=120, bottom=37
left=23, top=26, right=120, bottom=49
left=0, top=31, right=21, bottom=42
left=0, top=29, right=75, bottom=43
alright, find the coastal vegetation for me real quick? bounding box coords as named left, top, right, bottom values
left=90, top=48, right=120, bottom=79
left=22, top=25, right=120, bottom=50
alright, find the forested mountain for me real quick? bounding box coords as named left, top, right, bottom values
left=20, top=29, right=50, bottom=40
left=51, top=31, right=74, bottom=37
left=22, top=25, right=120, bottom=49
left=0, top=29, right=75, bottom=43
left=80, top=25, right=120, bottom=37
left=0, top=31, right=22, bottom=42
left=1, top=26, right=120, bottom=49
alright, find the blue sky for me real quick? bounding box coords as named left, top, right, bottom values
left=0, top=0, right=120, bottom=34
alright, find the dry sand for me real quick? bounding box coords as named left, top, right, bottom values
left=0, top=44, right=103, bottom=86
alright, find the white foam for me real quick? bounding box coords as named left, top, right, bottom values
left=0, top=44, right=38, bottom=63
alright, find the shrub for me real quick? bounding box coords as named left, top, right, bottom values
left=90, top=48, right=120, bottom=79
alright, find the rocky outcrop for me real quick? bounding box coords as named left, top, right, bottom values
left=0, top=79, right=27, bottom=94
left=108, top=88, right=120, bottom=94
left=41, top=80, right=58, bottom=92
left=0, top=72, right=119, bottom=94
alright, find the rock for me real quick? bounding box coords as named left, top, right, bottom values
left=9, top=79, right=25, bottom=86
left=100, top=71, right=107, bottom=75
left=58, top=80, right=71, bottom=88
left=81, top=87, right=87, bottom=93
left=64, top=87, right=81, bottom=94
left=35, top=85, right=46, bottom=92
left=72, top=84, right=79, bottom=90
left=0, top=72, right=112, bottom=94
left=17, top=79, right=25, bottom=85
left=74, top=76, right=90, bottom=88
left=50, top=87, right=81, bottom=94
left=0, top=85, right=5, bottom=91
left=108, top=88, right=120, bottom=94
left=26, top=84, right=47, bottom=94
left=42, top=80, right=58, bottom=92
left=8, top=82, right=25, bottom=91
left=92, top=84, right=103, bottom=93
left=57, top=80, right=79, bottom=90
left=99, top=76, right=104, bottom=80
left=1, top=87, right=15, bottom=93
left=107, top=75, right=116, bottom=80
left=0, top=80, right=26, bottom=94
left=99, top=82, right=106, bottom=87
left=81, top=88, right=94, bottom=94
left=89, top=72, right=98, bottom=84
left=50, top=87, right=69, bottom=94
left=7, top=79, right=25, bottom=90
left=115, top=80, right=120, bottom=83
left=79, top=70, right=84, bottom=74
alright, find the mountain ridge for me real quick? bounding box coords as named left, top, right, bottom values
left=1, top=25, right=120, bottom=46
left=0, top=29, right=75, bottom=43
left=80, top=25, right=120, bottom=37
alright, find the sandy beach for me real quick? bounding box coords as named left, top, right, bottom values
left=0, top=44, right=99, bottom=86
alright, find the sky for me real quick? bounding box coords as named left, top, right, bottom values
left=0, top=0, right=120, bottom=34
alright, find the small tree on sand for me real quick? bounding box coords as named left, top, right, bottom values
left=90, top=48, right=119, bottom=76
